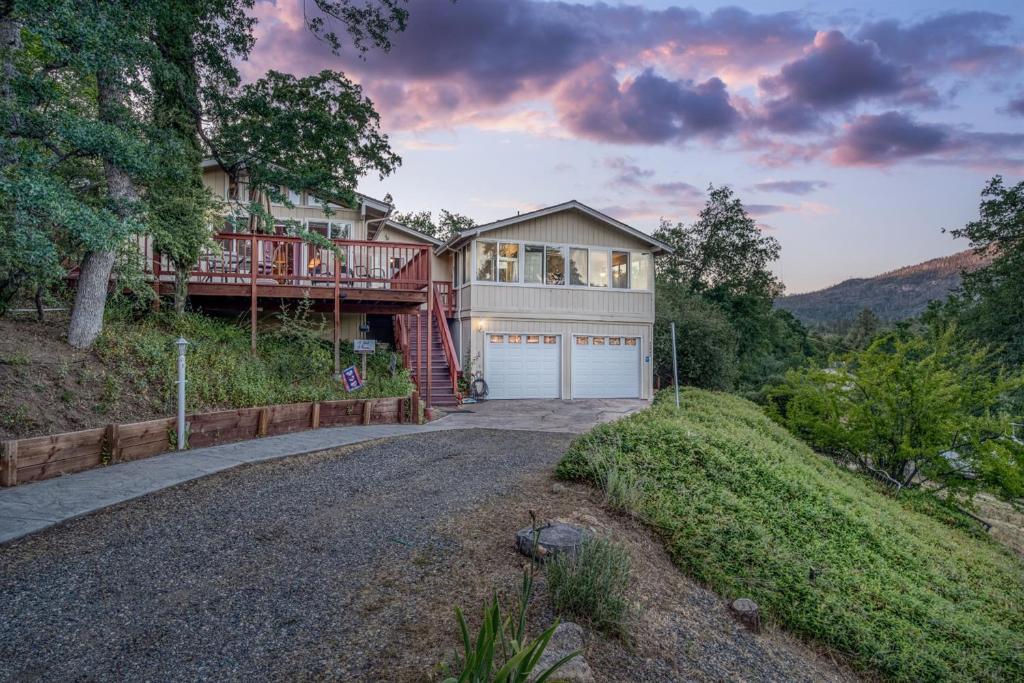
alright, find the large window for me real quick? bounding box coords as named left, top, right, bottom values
left=287, top=188, right=302, bottom=205
left=307, top=220, right=351, bottom=239
left=569, top=248, right=588, bottom=286
left=545, top=246, right=565, bottom=285
left=588, top=251, right=608, bottom=288
left=524, top=245, right=544, bottom=283
left=611, top=251, right=629, bottom=289
left=477, top=241, right=496, bottom=281
left=631, top=252, right=652, bottom=290
left=498, top=243, right=520, bottom=283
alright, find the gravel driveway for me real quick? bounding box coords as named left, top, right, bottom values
left=0, top=429, right=574, bottom=682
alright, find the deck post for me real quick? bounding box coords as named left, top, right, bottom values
left=426, top=249, right=433, bottom=409
left=151, top=247, right=161, bottom=311
left=250, top=234, right=257, bottom=353
left=333, top=257, right=341, bottom=376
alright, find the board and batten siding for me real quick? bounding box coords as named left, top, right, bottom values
left=480, top=210, right=651, bottom=250
left=467, top=284, right=652, bottom=322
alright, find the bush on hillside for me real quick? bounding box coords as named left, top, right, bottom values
left=556, top=389, right=1024, bottom=682
left=95, top=308, right=413, bottom=413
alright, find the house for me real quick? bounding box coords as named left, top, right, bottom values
left=439, top=201, right=671, bottom=400
left=138, top=162, right=669, bottom=406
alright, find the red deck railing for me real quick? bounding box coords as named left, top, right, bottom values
left=432, top=283, right=462, bottom=398
left=142, top=232, right=431, bottom=292
left=433, top=280, right=456, bottom=317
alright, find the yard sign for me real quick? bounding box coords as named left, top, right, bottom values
left=341, top=365, right=363, bottom=392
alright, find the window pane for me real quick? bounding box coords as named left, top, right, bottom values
left=508, top=335, right=522, bottom=344
left=526, top=335, right=540, bottom=344
left=609, top=337, right=621, bottom=345
left=545, top=246, right=565, bottom=285
left=611, top=251, right=629, bottom=288
left=489, top=334, right=504, bottom=343
left=288, top=188, right=301, bottom=205
left=330, top=221, right=351, bottom=239
left=544, top=335, right=557, bottom=344
left=498, top=243, right=520, bottom=283
left=308, top=221, right=330, bottom=237
left=593, top=336, right=605, bottom=345
left=476, top=241, right=496, bottom=281
left=524, top=245, right=544, bottom=284
left=631, top=252, right=651, bottom=290
left=576, top=336, right=589, bottom=345
left=569, top=248, right=588, bottom=286
left=589, top=251, right=608, bottom=287
left=625, top=337, right=638, bottom=346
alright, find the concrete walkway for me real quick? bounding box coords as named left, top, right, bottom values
left=0, top=399, right=647, bottom=545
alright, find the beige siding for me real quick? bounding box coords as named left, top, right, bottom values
left=467, top=283, right=652, bottom=322
left=201, top=167, right=366, bottom=238
left=482, top=210, right=653, bottom=250
left=466, top=317, right=654, bottom=400
left=375, top=225, right=451, bottom=282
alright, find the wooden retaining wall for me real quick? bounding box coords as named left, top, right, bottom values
left=0, top=394, right=420, bottom=487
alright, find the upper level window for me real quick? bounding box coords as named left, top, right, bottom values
left=307, top=220, right=351, bottom=239
left=611, top=251, right=629, bottom=289
left=477, top=241, right=496, bottom=281
left=524, top=245, right=544, bottom=284
left=498, top=243, right=519, bottom=283
left=287, top=188, right=302, bottom=205
left=545, top=246, right=565, bottom=285
left=453, top=252, right=460, bottom=287
left=589, top=251, right=608, bottom=288
left=569, top=248, right=588, bottom=286
left=227, top=177, right=239, bottom=200
left=631, top=252, right=652, bottom=290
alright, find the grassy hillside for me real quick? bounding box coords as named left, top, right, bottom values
left=0, top=310, right=412, bottom=439
left=776, top=249, right=990, bottom=326
left=557, top=389, right=1024, bottom=682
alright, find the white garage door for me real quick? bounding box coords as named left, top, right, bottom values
left=571, top=336, right=641, bottom=399
left=485, top=333, right=561, bottom=399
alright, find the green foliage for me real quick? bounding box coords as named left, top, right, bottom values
left=929, top=176, right=1024, bottom=373
left=208, top=68, right=400, bottom=229
left=391, top=208, right=475, bottom=243
left=546, top=539, right=631, bottom=636
left=653, top=187, right=810, bottom=392
left=94, top=308, right=413, bottom=413
left=444, top=558, right=578, bottom=683
left=844, top=307, right=881, bottom=349
left=767, top=328, right=1024, bottom=502
left=556, top=390, right=1024, bottom=682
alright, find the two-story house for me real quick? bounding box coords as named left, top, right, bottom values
left=439, top=201, right=671, bottom=400
left=145, top=163, right=668, bottom=406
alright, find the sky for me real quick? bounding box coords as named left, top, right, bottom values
left=243, top=0, right=1024, bottom=293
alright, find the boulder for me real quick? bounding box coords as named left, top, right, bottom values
left=532, top=622, right=594, bottom=683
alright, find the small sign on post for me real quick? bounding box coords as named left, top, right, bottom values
left=341, top=365, right=364, bottom=392
left=354, top=338, right=375, bottom=381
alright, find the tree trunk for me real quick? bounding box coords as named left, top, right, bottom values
left=174, top=269, right=187, bottom=315
left=67, top=68, right=138, bottom=349
left=34, top=284, right=43, bottom=321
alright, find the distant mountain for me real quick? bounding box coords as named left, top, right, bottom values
left=776, top=249, right=991, bottom=327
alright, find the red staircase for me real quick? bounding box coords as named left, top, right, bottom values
left=399, top=312, right=460, bottom=407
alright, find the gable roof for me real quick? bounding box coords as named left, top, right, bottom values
left=376, top=219, right=443, bottom=246
left=438, top=200, right=673, bottom=254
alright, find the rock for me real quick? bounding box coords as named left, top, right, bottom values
left=730, top=597, right=761, bottom=633
left=551, top=483, right=566, bottom=494
left=516, top=522, right=591, bottom=560
left=532, top=622, right=594, bottom=683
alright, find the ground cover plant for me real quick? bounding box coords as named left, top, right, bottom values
left=556, top=388, right=1024, bottom=682
left=546, top=538, right=632, bottom=637
left=96, top=307, right=413, bottom=413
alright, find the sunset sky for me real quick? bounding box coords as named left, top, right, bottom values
left=245, top=0, right=1024, bottom=293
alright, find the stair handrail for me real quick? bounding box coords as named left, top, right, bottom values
left=432, top=284, right=462, bottom=399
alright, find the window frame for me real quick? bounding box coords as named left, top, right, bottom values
left=468, top=238, right=655, bottom=291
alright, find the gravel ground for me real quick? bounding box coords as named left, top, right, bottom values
left=0, top=429, right=574, bottom=682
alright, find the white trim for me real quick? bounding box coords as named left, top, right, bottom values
left=469, top=238, right=654, bottom=292
left=377, top=220, right=444, bottom=246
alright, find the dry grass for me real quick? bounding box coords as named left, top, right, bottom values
left=354, top=469, right=856, bottom=682
left=975, top=494, right=1024, bottom=556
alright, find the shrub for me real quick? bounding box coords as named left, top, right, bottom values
left=547, top=539, right=631, bottom=636
left=557, top=389, right=1024, bottom=682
